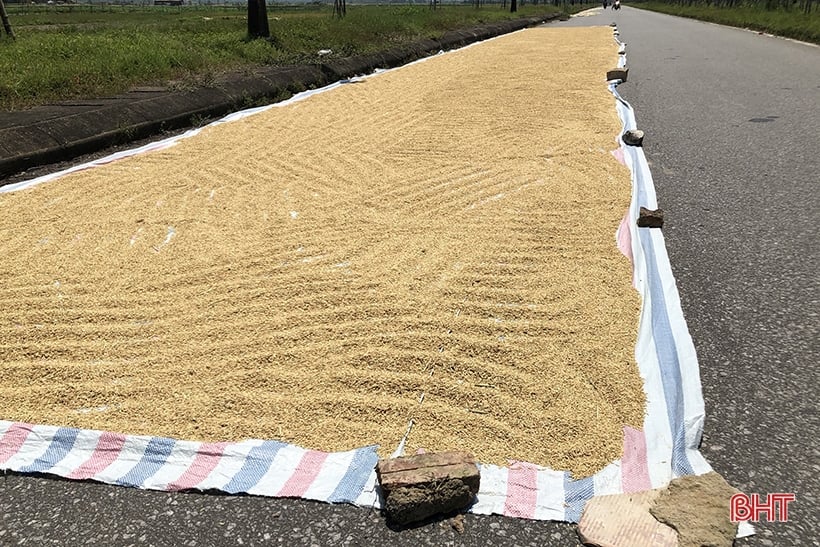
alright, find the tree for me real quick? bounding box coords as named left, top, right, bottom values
left=333, top=0, right=346, bottom=18
left=0, top=0, right=15, bottom=41
left=248, top=0, right=270, bottom=39
left=511, top=0, right=518, bottom=11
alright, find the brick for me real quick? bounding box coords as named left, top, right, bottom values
left=607, top=67, right=629, bottom=82
left=376, top=451, right=480, bottom=525
left=637, top=207, right=664, bottom=228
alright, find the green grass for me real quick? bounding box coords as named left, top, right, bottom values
left=632, top=2, right=820, bottom=43
left=0, top=4, right=581, bottom=111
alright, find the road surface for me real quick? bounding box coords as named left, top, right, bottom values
left=560, top=6, right=819, bottom=545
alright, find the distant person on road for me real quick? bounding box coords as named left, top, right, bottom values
left=613, top=0, right=621, bottom=9
left=603, top=0, right=608, bottom=8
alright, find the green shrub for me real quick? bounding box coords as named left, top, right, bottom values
left=633, top=2, right=820, bottom=43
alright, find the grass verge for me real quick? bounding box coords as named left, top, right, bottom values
left=0, top=4, right=580, bottom=111
left=632, top=2, right=820, bottom=44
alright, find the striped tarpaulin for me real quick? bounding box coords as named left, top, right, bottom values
left=0, top=421, right=380, bottom=505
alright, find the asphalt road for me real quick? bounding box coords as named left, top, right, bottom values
left=2, top=8, right=818, bottom=546
left=560, top=6, right=820, bottom=545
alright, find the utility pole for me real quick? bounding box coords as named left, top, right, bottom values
left=0, top=0, right=15, bottom=41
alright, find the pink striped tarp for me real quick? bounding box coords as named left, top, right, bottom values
left=0, top=421, right=380, bottom=505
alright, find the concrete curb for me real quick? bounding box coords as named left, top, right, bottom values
left=0, top=14, right=562, bottom=182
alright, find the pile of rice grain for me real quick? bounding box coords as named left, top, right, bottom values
left=0, top=26, right=644, bottom=478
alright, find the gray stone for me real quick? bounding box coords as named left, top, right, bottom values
left=650, top=472, right=739, bottom=547
left=622, top=129, right=644, bottom=146
left=578, top=490, right=678, bottom=547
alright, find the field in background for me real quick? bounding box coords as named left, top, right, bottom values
left=633, top=1, right=820, bottom=43
left=0, top=4, right=585, bottom=111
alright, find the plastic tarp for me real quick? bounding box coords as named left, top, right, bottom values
left=1, top=27, right=731, bottom=526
